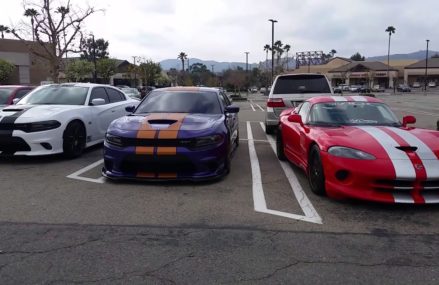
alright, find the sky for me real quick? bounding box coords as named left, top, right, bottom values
left=1, top=0, right=439, bottom=64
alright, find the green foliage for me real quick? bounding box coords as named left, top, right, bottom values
left=96, top=58, right=117, bottom=83
left=80, top=37, right=109, bottom=61
left=66, top=59, right=94, bottom=82
left=350, top=52, right=365, bottom=61
left=137, top=59, right=162, bottom=86
left=0, top=59, right=15, bottom=83
left=189, top=63, right=212, bottom=86
left=177, top=52, right=188, bottom=71
left=0, top=25, right=10, bottom=39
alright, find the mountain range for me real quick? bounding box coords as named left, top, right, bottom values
left=158, top=50, right=439, bottom=72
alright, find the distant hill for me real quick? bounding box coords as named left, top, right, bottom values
left=159, top=58, right=259, bottom=72
left=367, top=50, right=439, bottom=61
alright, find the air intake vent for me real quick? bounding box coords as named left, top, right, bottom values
left=395, top=146, right=418, bottom=152
left=148, top=119, right=177, bottom=125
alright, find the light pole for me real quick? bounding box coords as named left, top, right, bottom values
left=91, top=34, right=97, bottom=83
left=268, top=19, right=277, bottom=84
left=211, top=64, right=215, bottom=73
left=132, top=56, right=137, bottom=87
left=245, top=51, right=249, bottom=92
left=425, top=39, right=430, bottom=92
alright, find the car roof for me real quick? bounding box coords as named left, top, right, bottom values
left=307, top=96, right=384, bottom=104
left=156, top=86, right=220, bottom=93
left=0, top=85, right=34, bottom=89
left=46, top=83, right=116, bottom=88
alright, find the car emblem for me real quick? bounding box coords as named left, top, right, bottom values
left=414, top=164, right=424, bottom=170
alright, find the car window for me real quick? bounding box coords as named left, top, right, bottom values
left=90, top=87, right=109, bottom=104
left=274, top=75, right=331, bottom=94
left=15, top=89, right=32, bottom=99
left=221, top=91, right=231, bottom=106
left=106, top=87, right=125, bottom=103
left=0, top=88, right=14, bottom=104
left=298, top=102, right=311, bottom=123
left=18, top=86, right=89, bottom=105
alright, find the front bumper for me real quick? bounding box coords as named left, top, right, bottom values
left=0, top=129, right=64, bottom=156
left=102, top=140, right=230, bottom=181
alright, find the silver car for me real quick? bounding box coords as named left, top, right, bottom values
left=265, top=73, right=333, bottom=134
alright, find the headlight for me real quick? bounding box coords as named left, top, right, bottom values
left=105, top=133, right=124, bottom=147
left=15, top=120, right=61, bottom=132
left=328, top=146, right=376, bottom=160
left=191, top=134, right=224, bottom=148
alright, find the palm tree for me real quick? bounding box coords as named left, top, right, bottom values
left=385, top=26, right=396, bottom=88
left=284, top=44, right=291, bottom=70
left=56, top=6, right=70, bottom=58
left=24, top=8, right=39, bottom=41
left=274, top=40, right=284, bottom=69
left=263, top=44, right=271, bottom=70
left=177, top=52, right=188, bottom=72
left=0, top=25, right=9, bottom=39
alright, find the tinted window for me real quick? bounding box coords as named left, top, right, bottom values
left=90, top=87, right=109, bottom=104
left=220, top=91, right=231, bottom=106
left=298, top=102, right=311, bottom=123
left=274, top=75, right=331, bottom=94
left=0, top=88, right=14, bottom=104
left=135, top=91, right=222, bottom=114
left=15, top=89, right=32, bottom=99
left=18, top=86, right=89, bottom=105
left=106, top=88, right=125, bottom=103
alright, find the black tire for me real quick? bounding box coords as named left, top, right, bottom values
left=63, top=121, right=86, bottom=158
left=308, top=145, right=326, bottom=196
left=276, top=129, right=286, bottom=161
left=265, top=124, right=275, bottom=135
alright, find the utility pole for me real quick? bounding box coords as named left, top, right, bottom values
left=92, top=34, right=97, bottom=83
left=425, top=39, right=430, bottom=93
left=132, top=56, right=137, bottom=87
left=245, top=52, right=249, bottom=91
left=268, top=19, right=277, bottom=85
left=211, top=64, right=215, bottom=73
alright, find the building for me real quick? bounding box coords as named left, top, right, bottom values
left=404, top=58, right=439, bottom=86
left=0, top=38, right=52, bottom=85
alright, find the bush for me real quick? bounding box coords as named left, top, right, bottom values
left=0, top=59, right=15, bottom=84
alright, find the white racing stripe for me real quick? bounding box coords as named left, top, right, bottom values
left=332, top=96, right=347, bottom=102
left=356, top=126, right=416, bottom=179
left=350, top=96, right=368, bottom=102
left=423, top=193, right=439, bottom=204
left=385, top=127, right=439, bottom=179
left=393, top=193, right=415, bottom=204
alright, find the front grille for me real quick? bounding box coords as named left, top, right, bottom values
left=121, top=138, right=188, bottom=147
left=373, top=179, right=439, bottom=191
left=0, top=124, right=14, bottom=131
left=120, top=154, right=196, bottom=173
left=0, top=136, right=31, bottom=153
left=422, top=180, right=439, bottom=190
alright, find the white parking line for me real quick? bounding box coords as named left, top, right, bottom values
left=255, top=104, right=265, bottom=111
left=250, top=104, right=256, bottom=111
left=66, top=159, right=105, bottom=184
left=247, top=122, right=322, bottom=224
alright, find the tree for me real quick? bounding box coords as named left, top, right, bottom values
left=177, top=52, right=187, bottom=72
left=56, top=6, right=70, bottom=55
left=189, top=63, right=211, bottom=86
left=24, top=8, right=38, bottom=41
left=65, top=59, right=93, bottom=82
left=350, top=52, right=365, bottom=61
left=10, top=0, right=100, bottom=82
left=284, top=44, right=291, bottom=70
left=274, top=40, right=284, bottom=68
left=330, top=49, right=337, bottom=57
left=385, top=26, right=396, bottom=87
left=263, top=44, right=271, bottom=69
left=137, top=59, right=162, bottom=86
left=80, top=37, right=109, bottom=61
left=96, top=58, right=117, bottom=83
left=0, top=25, right=10, bottom=39
left=0, top=59, right=15, bottom=84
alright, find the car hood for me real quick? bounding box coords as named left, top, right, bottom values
left=317, top=125, right=439, bottom=160
left=0, top=104, right=85, bottom=121
left=111, top=113, right=224, bottom=132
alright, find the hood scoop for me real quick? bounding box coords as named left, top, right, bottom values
left=2, top=108, right=25, bottom=112
left=148, top=119, right=178, bottom=125
left=396, top=146, right=418, bottom=152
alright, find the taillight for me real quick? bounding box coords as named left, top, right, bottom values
left=267, top=98, right=285, bottom=108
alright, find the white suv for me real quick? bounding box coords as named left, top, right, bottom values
left=264, top=73, right=333, bottom=134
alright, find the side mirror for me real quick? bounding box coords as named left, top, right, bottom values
left=225, top=105, right=240, bottom=113
left=12, top=98, right=20, bottom=105
left=402, top=115, right=416, bottom=127
left=125, top=105, right=136, bottom=113
left=90, top=98, right=106, bottom=106
left=288, top=114, right=303, bottom=125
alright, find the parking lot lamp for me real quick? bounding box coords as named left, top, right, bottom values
left=425, top=39, right=430, bottom=92
left=268, top=19, right=277, bottom=84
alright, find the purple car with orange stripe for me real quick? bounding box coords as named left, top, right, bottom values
left=102, top=87, right=240, bottom=181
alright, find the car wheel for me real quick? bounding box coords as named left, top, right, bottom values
left=276, top=128, right=286, bottom=161
left=265, top=124, right=275, bottom=134
left=63, top=121, right=86, bottom=158
left=308, top=145, right=326, bottom=196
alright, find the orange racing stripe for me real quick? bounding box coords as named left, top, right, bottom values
left=157, top=113, right=187, bottom=156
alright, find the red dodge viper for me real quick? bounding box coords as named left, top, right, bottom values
left=277, top=96, right=439, bottom=204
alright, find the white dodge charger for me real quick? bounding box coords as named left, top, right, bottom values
left=0, top=83, right=139, bottom=157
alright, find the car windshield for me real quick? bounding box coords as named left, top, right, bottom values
left=135, top=90, right=222, bottom=114
left=273, top=75, right=331, bottom=94
left=18, top=85, right=89, bottom=105
left=0, top=88, right=14, bottom=104
left=309, top=101, right=401, bottom=127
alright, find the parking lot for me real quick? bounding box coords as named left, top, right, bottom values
left=1, top=93, right=439, bottom=284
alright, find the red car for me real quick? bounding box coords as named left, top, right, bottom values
left=277, top=96, right=439, bottom=204
left=0, top=85, right=34, bottom=107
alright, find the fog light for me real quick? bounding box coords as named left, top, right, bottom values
left=40, top=143, right=52, bottom=150
left=335, top=170, right=350, bottom=181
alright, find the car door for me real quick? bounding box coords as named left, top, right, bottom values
left=220, top=91, right=238, bottom=143
left=105, top=87, right=130, bottom=118
left=88, top=87, right=115, bottom=140
left=283, top=102, right=311, bottom=167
